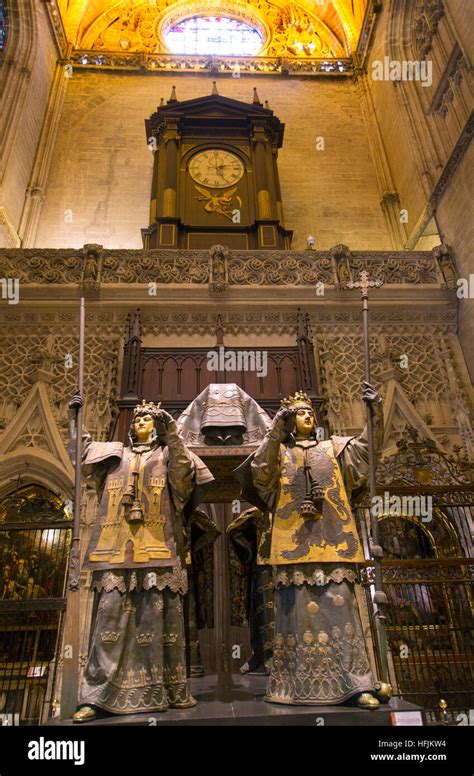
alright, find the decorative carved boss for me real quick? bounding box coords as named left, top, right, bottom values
left=142, top=86, right=293, bottom=250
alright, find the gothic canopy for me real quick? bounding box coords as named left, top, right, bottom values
left=56, top=0, right=367, bottom=59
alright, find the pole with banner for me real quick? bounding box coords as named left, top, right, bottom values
left=346, top=270, right=389, bottom=684
left=60, top=295, right=85, bottom=719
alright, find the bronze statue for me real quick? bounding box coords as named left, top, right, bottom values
left=236, top=385, right=384, bottom=708
left=72, top=400, right=213, bottom=721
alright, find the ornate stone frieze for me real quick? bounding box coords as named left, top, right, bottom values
left=0, top=308, right=457, bottom=332
left=349, top=255, right=439, bottom=284
left=0, top=249, right=445, bottom=287
left=67, top=50, right=353, bottom=78
left=0, top=250, right=83, bottom=283
left=382, top=563, right=473, bottom=584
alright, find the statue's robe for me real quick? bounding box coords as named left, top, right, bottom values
left=227, top=507, right=274, bottom=674
left=79, top=431, right=213, bottom=714
left=239, top=411, right=382, bottom=705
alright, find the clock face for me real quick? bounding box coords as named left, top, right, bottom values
left=189, top=150, right=244, bottom=189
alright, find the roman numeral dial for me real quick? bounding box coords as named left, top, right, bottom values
left=189, top=150, right=244, bottom=189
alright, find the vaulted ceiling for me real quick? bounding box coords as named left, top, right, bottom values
left=57, top=0, right=368, bottom=58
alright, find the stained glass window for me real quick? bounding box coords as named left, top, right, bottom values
left=165, top=16, right=263, bottom=56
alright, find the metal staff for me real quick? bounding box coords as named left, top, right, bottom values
left=60, top=295, right=85, bottom=718
left=347, top=270, right=389, bottom=684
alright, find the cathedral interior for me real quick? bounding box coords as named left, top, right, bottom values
left=0, top=0, right=472, bottom=729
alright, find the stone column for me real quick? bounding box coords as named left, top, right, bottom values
left=162, top=126, right=180, bottom=219
left=252, top=128, right=272, bottom=221
left=355, top=71, right=408, bottom=250
left=18, top=63, right=69, bottom=247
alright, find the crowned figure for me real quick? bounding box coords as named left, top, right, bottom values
left=72, top=400, right=213, bottom=721
left=236, top=383, right=384, bottom=708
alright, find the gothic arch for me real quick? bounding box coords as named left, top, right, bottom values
left=77, top=0, right=348, bottom=56
left=0, top=450, right=73, bottom=504
left=0, top=483, right=71, bottom=723
left=0, top=380, right=74, bottom=503
left=379, top=507, right=463, bottom=560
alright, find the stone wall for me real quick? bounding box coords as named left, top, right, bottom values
left=365, top=0, right=473, bottom=377
left=436, top=142, right=474, bottom=379
left=33, top=72, right=393, bottom=251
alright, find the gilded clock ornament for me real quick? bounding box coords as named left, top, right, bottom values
left=189, top=150, right=244, bottom=188
left=194, top=185, right=241, bottom=222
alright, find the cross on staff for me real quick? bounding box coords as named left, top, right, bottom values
left=60, top=295, right=85, bottom=718
left=345, top=270, right=389, bottom=684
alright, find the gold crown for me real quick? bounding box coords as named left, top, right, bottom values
left=281, top=391, right=313, bottom=409
left=133, top=399, right=162, bottom=418
left=136, top=632, right=154, bottom=646
left=100, top=631, right=120, bottom=643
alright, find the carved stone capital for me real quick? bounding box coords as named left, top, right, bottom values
left=431, top=242, right=454, bottom=262
left=380, top=191, right=400, bottom=209
left=25, top=186, right=46, bottom=205
left=432, top=242, right=457, bottom=288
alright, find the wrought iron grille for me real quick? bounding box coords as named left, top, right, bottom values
left=358, top=503, right=474, bottom=724
left=0, top=486, right=71, bottom=725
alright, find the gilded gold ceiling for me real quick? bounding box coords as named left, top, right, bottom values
left=57, top=0, right=368, bottom=59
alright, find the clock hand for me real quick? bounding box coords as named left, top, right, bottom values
left=210, top=165, right=226, bottom=179
left=209, top=162, right=224, bottom=173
